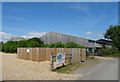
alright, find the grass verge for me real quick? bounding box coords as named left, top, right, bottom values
left=54, top=63, right=86, bottom=74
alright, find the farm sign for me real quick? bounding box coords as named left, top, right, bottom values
left=56, top=53, right=66, bottom=65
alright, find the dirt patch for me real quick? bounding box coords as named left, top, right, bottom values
left=1, top=52, right=81, bottom=80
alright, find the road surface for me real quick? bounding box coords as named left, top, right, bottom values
left=74, top=57, right=118, bottom=80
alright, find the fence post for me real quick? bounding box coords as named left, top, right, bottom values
left=50, top=52, right=53, bottom=71
left=69, top=54, right=72, bottom=65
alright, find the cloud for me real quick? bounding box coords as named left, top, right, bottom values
left=85, top=31, right=104, bottom=39
left=3, top=16, right=26, bottom=21
left=85, top=32, right=93, bottom=35
left=0, top=32, right=15, bottom=42
left=25, top=31, right=47, bottom=38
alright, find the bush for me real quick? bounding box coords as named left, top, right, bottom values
left=98, top=47, right=120, bottom=57
left=54, top=42, right=65, bottom=48
left=46, top=44, right=55, bottom=48
left=9, top=45, right=18, bottom=53
left=2, top=38, right=44, bottom=53
left=2, top=41, right=18, bottom=53
left=27, top=37, right=43, bottom=44
left=17, top=40, right=28, bottom=47
left=27, top=41, right=41, bottom=47
left=65, top=42, right=85, bottom=48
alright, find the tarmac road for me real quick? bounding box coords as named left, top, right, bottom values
left=74, top=57, right=118, bottom=80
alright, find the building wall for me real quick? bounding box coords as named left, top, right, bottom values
left=40, top=32, right=96, bottom=48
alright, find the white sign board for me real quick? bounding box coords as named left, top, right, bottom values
left=56, top=53, right=66, bottom=65
left=27, top=49, right=30, bottom=53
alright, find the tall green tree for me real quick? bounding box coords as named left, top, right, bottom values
left=104, top=25, right=120, bottom=50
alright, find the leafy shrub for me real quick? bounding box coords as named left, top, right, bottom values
left=98, top=47, right=119, bottom=57
left=27, top=37, right=43, bottom=44
left=2, top=38, right=44, bottom=53
left=46, top=44, right=56, bottom=48
left=27, top=41, right=41, bottom=47
left=2, top=41, right=18, bottom=53
left=9, top=45, right=18, bottom=53
left=54, top=42, right=65, bottom=48
left=65, top=42, right=85, bottom=48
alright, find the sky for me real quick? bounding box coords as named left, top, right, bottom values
left=1, top=2, right=118, bottom=42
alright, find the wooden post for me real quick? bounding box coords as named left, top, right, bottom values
left=50, top=52, right=53, bottom=71
left=69, top=54, right=72, bottom=65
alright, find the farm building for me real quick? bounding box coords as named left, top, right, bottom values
left=40, top=32, right=111, bottom=53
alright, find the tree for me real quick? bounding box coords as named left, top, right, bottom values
left=104, top=25, right=120, bottom=50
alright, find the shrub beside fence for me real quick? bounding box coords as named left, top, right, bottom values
left=17, top=48, right=86, bottom=63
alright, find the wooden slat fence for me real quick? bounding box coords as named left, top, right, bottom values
left=17, top=48, right=86, bottom=63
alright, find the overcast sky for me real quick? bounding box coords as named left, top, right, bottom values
left=2, top=2, right=118, bottom=42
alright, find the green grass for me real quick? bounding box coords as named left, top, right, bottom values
left=54, top=63, right=86, bottom=74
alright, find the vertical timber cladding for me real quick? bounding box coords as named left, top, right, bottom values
left=47, top=32, right=51, bottom=44
left=24, top=48, right=28, bottom=60
left=19, top=48, right=22, bottom=59
left=51, top=32, right=56, bottom=44
left=45, top=48, right=50, bottom=60
left=31, top=48, right=36, bottom=61
left=41, top=34, right=47, bottom=44
left=39, top=48, right=43, bottom=61
left=80, top=38, right=83, bottom=45
left=56, top=32, right=60, bottom=43
left=80, top=48, right=83, bottom=61
left=78, top=38, right=81, bottom=45
left=60, top=34, right=63, bottom=44
left=83, top=39, right=89, bottom=47
left=67, top=35, right=71, bottom=43
left=76, top=37, right=79, bottom=44
left=17, top=48, right=20, bottom=58
left=64, top=35, right=68, bottom=44
left=23, top=48, right=26, bottom=59
left=83, top=48, right=86, bottom=61
left=17, top=48, right=86, bottom=63
left=84, top=39, right=89, bottom=48
left=56, top=32, right=59, bottom=43
left=39, top=48, right=46, bottom=61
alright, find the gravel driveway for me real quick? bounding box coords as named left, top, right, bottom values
left=74, top=56, right=118, bottom=80
left=1, top=52, right=118, bottom=80
left=1, top=52, right=80, bottom=80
